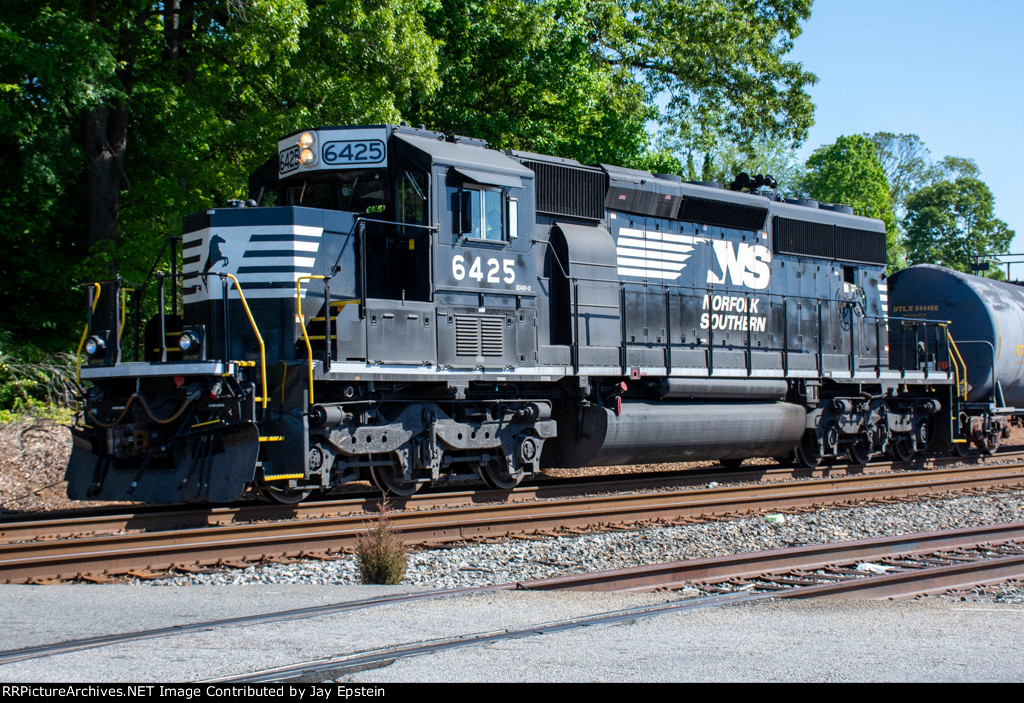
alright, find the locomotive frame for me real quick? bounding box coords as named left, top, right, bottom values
left=67, top=124, right=1002, bottom=504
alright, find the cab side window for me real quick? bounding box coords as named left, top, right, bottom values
left=454, top=185, right=505, bottom=241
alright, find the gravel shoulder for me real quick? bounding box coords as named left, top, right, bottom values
left=143, top=489, right=1024, bottom=601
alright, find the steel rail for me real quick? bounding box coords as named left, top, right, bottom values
left=3, top=463, right=1024, bottom=583
left=516, top=521, right=1024, bottom=593
left=3, top=449, right=1017, bottom=545
left=3, top=523, right=1023, bottom=676
left=219, top=522, right=1024, bottom=682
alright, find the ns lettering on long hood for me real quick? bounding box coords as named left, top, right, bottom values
left=615, top=227, right=771, bottom=291
left=706, top=240, right=771, bottom=290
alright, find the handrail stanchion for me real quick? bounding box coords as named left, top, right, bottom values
left=223, top=273, right=268, bottom=410
left=75, top=283, right=102, bottom=385
left=158, top=274, right=167, bottom=363
left=297, top=275, right=327, bottom=407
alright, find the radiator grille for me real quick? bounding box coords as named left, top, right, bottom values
left=455, top=315, right=504, bottom=357
left=773, top=217, right=835, bottom=259
left=836, top=226, right=887, bottom=265
left=679, top=197, right=767, bottom=231
left=522, top=160, right=606, bottom=220
left=774, top=217, right=887, bottom=265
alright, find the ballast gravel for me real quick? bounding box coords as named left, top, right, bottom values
left=143, top=489, right=1024, bottom=598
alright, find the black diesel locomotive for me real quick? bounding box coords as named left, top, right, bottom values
left=66, top=124, right=1007, bottom=503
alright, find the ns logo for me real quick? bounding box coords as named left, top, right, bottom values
left=705, top=240, right=771, bottom=291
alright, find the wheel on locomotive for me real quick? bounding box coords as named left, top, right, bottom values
left=480, top=454, right=524, bottom=490
left=889, top=435, right=916, bottom=462
left=847, top=435, right=872, bottom=466
left=370, top=466, right=420, bottom=496
left=796, top=430, right=822, bottom=469
left=261, top=485, right=314, bottom=504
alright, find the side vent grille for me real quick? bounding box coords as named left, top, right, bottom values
left=679, top=197, right=767, bottom=231
left=522, top=160, right=606, bottom=220
left=774, top=217, right=835, bottom=259
left=455, top=315, right=504, bottom=357
left=481, top=317, right=504, bottom=356
left=836, top=226, right=887, bottom=265
left=773, top=217, right=888, bottom=265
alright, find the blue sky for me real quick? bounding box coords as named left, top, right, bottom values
left=787, top=0, right=1024, bottom=257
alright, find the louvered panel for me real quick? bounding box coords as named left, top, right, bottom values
left=480, top=317, right=504, bottom=356
left=455, top=315, right=481, bottom=356
left=454, top=314, right=505, bottom=357
left=522, top=160, right=606, bottom=220
left=835, top=226, right=887, bottom=265
left=679, top=197, right=767, bottom=231
left=773, top=216, right=835, bottom=259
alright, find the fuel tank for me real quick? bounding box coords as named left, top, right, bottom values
left=544, top=400, right=806, bottom=467
left=888, top=264, right=1024, bottom=405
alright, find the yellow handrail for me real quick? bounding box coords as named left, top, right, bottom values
left=222, top=273, right=268, bottom=410
left=118, top=286, right=135, bottom=344
left=943, top=324, right=969, bottom=401
left=296, top=275, right=327, bottom=406
left=75, top=282, right=102, bottom=385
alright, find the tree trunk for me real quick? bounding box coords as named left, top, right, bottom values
left=83, top=101, right=128, bottom=328
left=83, top=101, right=128, bottom=256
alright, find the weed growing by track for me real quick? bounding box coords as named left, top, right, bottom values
left=356, top=500, right=407, bottom=584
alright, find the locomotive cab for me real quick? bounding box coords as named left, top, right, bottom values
left=67, top=125, right=555, bottom=502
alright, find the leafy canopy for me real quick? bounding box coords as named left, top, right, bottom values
left=904, top=177, right=1014, bottom=279
left=413, top=0, right=817, bottom=168
left=0, top=0, right=441, bottom=347
left=0, top=0, right=818, bottom=351
left=803, top=134, right=902, bottom=271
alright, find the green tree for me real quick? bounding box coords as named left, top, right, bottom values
left=414, top=0, right=817, bottom=167
left=904, top=177, right=1013, bottom=279
left=0, top=0, right=440, bottom=347
left=926, top=155, right=981, bottom=183
left=670, top=136, right=804, bottom=195
left=617, top=0, right=817, bottom=152
left=803, top=135, right=901, bottom=271
left=0, top=3, right=117, bottom=343
left=868, top=132, right=930, bottom=217
left=413, top=0, right=655, bottom=167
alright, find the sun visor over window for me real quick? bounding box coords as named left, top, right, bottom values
left=452, top=167, right=523, bottom=189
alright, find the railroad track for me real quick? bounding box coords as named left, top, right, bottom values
left=525, top=521, right=1024, bottom=599
left=3, top=459, right=1024, bottom=583
left=4, top=521, right=1020, bottom=682
left=234, top=522, right=1024, bottom=682
left=2, top=448, right=1017, bottom=544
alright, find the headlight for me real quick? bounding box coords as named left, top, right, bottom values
left=179, top=331, right=200, bottom=353
left=298, top=131, right=317, bottom=166
left=85, top=335, right=105, bottom=357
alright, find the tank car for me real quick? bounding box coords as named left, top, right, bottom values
left=66, top=124, right=961, bottom=504
left=887, top=264, right=1019, bottom=453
